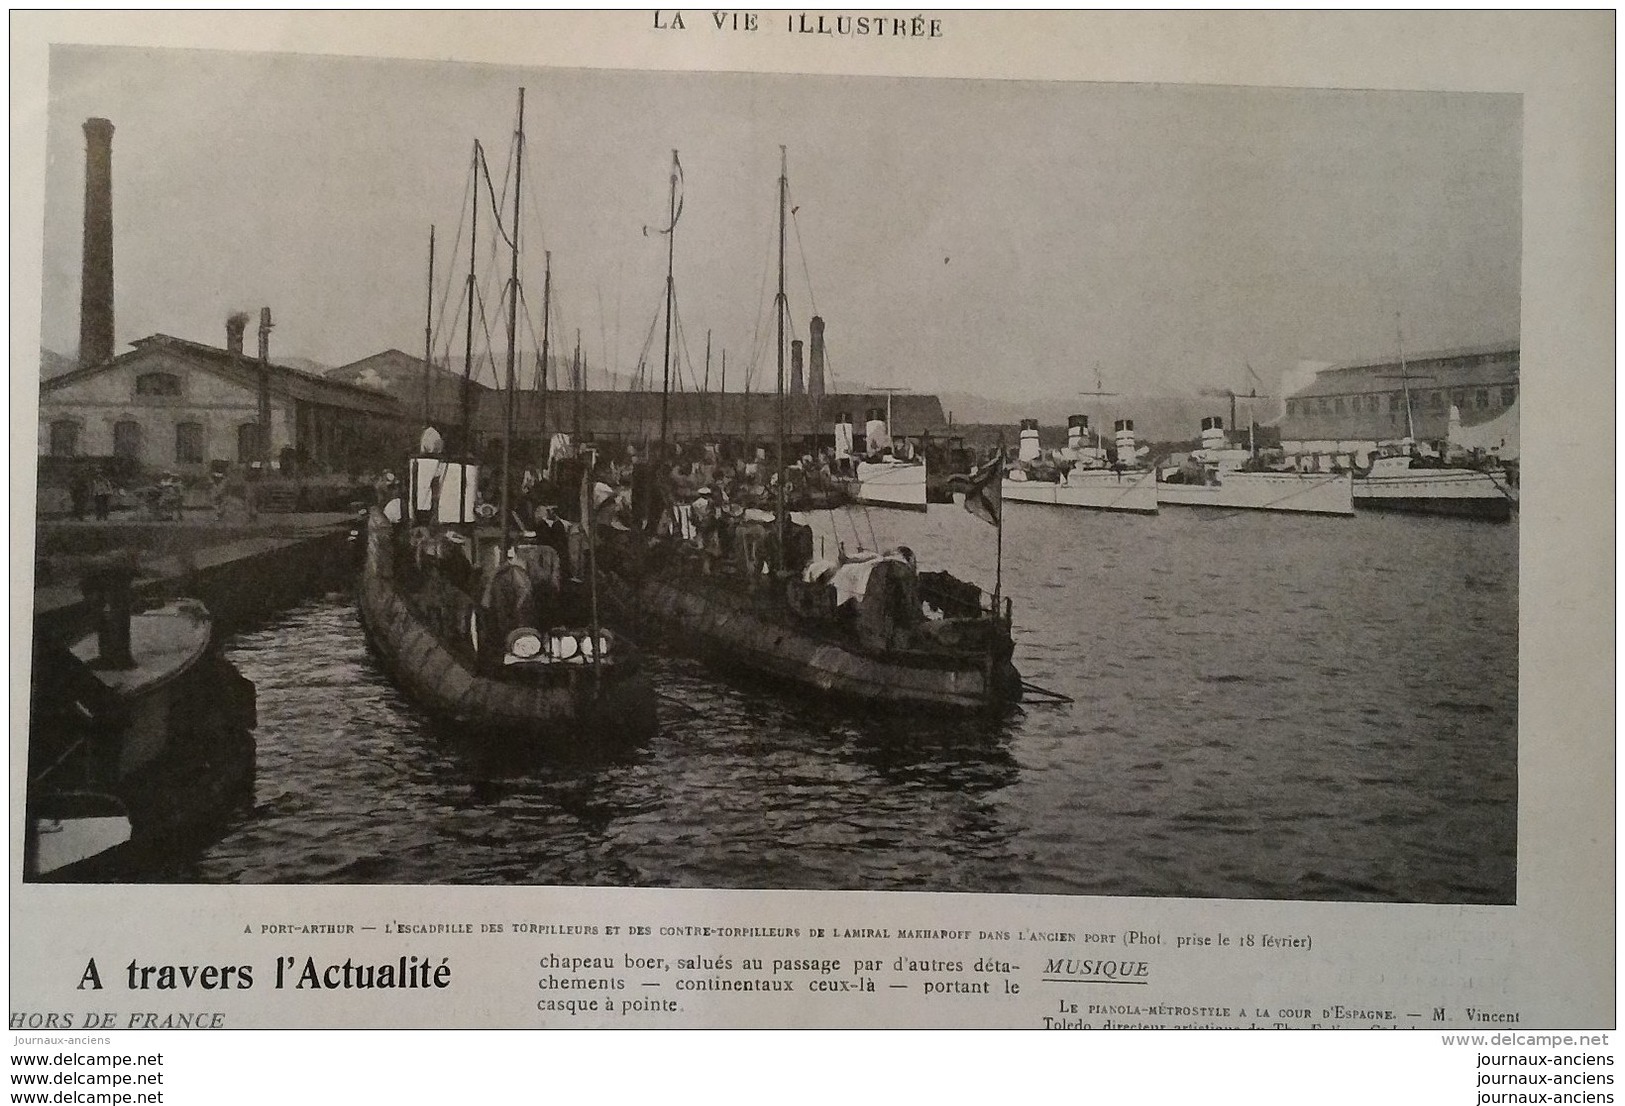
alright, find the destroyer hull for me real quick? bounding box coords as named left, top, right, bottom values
left=851, top=461, right=928, bottom=512
left=1157, top=472, right=1354, bottom=516
left=1004, top=470, right=1159, bottom=514
left=1353, top=471, right=1512, bottom=521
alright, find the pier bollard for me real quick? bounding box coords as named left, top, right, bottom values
left=81, top=563, right=138, bottom=670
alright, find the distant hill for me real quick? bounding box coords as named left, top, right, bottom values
left=331, top=349, right=727, bottom=397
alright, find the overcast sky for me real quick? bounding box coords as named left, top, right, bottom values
left=38, top=44, right=1520, bottom=401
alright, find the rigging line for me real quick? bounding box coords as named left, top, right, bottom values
left=597, top=284, right=611, bottom=393
left=429, top=153, right=477, bottom=360
left=475, top=141, right=518, bottom=255
left=649, top=152, right=686, bottom=236
left=521, top=134, right=552, bottom=259
left=473, top=280, right=508, bottom=392
left=624, top=301, right=663, bottom=431
left=745, top=199, right=776, bottom=389
left=672, top=294, right=700, bottom=398
left=491, top=126, right=519, bottom=248
left=475, top=148, right=515, bottom=293
left=788, top=194, right=819, bottom=317
left=516, top=283, right=550, bottom=394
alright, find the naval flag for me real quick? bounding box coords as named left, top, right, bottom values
left=961, top=455, right=1003, bottom=527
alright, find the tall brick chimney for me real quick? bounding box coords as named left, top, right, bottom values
left=79, top=118, right=116, bottom=368
left=808, top=316, right=826, bottom=398
left=256, top=307, right=274, bottom=465
left=790, top=339, right=805, bottom=396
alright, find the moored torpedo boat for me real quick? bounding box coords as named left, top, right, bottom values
left=1003, top=415, right=1158, bottom=514
left=602, top=146, right=1018, bottom=713
left=1157, top=416, right=1353, bottom=516
left=609, top=538, right=1020, bottom=712
left=358, top=489, right=657, bottom=741
left=356, top=89, right=656, bottom=746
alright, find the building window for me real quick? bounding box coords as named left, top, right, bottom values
left=1368, top=394, right=1380, bottom=413
left=1285, top=399, right=1296, bottom=417
left=1317, top=398, right=1330, bottom=414
left=1501, top=385, right=1517, bottom=406
left=113, top=420, right=142, bottom=461
left=176, top=422, right=204, bottom=465
left=1388, top=393, right=1401, bottom=412
left=48, top=419, right=79, bottom=457
left=136, top=372, right=183, bottom=397
left=1450, top=389, right=1467, bottom=408
left=237, top=422, right=262, bottom=464
left=1430, top=391, right=1445, bottom=410
left=1333, top=397, right=1345, bottom=414
left=1476, top=388, right=1490, bottom=409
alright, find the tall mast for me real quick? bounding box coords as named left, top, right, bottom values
left=572, top=330, right=582, bottom=446
left=422, top=224, right=435, bottom=426
left=461, top=142, right=479, bottom=458
left=775, top=146, right=788, bottom=568
left=499, top=88, right=525, bottom=555
left=658, top=149, right=679, bottom=461
left=1397, top=311, right=1415, bottom=441
left=538, top=251, right=552, bottom=445
left=703, top=329, right=711, bottom=438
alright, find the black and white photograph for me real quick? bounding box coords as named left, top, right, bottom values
left=27, top=39, right=1522, bottom=908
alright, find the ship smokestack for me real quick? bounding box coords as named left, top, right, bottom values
left=1199, top=415, right=1227, bottom=451
left=1114, top=418, right=1137, bottom=463
left=790, top=339, right=804, bottom=396
left=226, top=312, right=248, bottom=357
left=808, top=316, right=826, bottom=398
left=79, top=117, right=116, bottom=368
left=1067, top=414, right=1088, bottom=452
left=834, top=411, right=854, bottom=463
left=1018, top=418, right=1041, bottom=463
left=864, top=406, right=891, bottom=456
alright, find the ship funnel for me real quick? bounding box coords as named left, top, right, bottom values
left=1018, top=418, right=1041, bottom=463
left=1200, top=416, right=1227, bottom=450
left=790, top=339, right=805, bottom=396
left=1067, top=414, right=1088, bottom=451
left=1114, top=418, right=1137, bottom=462
left=833, top=411, right=854, bottom=461
left=864, top=406, right=891, bottom=456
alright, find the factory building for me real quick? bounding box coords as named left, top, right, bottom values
left=39, top=319, right=409, bottom=475
left=1278, top=343, right=1519, bottom=459
left=38, top=115, right=409, bottom=478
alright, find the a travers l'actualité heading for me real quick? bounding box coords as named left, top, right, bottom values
left=653, top=11, right=945, bottom=38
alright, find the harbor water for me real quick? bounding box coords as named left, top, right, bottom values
left=184, top=504, right=1516, bottom=903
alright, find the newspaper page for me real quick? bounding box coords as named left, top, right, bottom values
left=8, top=9, right=1613, bottom=1052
